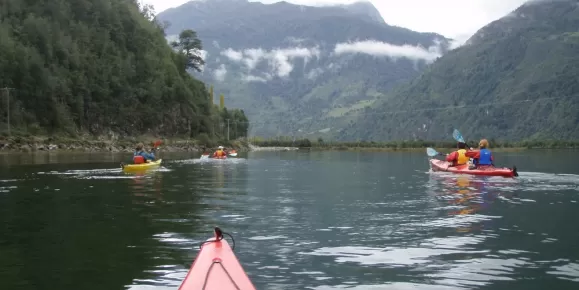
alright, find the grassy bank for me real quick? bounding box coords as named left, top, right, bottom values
left=250, top=138, right=579, bottom=150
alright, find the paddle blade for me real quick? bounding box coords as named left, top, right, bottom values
left=200, top=154, right=210, bottom=160
left=153, top=140, right=162, bottom=148
left=426, top=147, right=440, bottom=157
left=452, top=129, right=465, bottom=143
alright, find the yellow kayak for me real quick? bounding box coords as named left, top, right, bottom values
left=121, top=159, right=162, bottom=172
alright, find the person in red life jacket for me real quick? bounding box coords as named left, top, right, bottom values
left=446, top=142, right=470, bottom=167
left=133, top=142, right=156, bottom=164
left=213, top=146, right=227, bottom=158
left=466, top=139, right=494, bottom=167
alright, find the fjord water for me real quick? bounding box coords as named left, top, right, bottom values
left=1, top=150, right=578, bottom=290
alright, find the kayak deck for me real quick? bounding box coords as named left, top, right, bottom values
left=430, top=159, right=517, bottom=177
left=179, top=228, right=255, bottom=290
left=121, top=159, right=162, bottom=172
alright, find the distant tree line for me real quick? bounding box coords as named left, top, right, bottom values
left=250, top=137, right=579, bottom=149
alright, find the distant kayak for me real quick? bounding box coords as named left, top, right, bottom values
left=430, top=159, right=518, bottom=178
left=179, top=227, right=256, bottom=290
left=121, top=159, right=162, bottom=172
left=199, top=155, right=227, bottom=160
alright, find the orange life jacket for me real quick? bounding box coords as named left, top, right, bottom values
left=456, top=149, right=469, bottom=165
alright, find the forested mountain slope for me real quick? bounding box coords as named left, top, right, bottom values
left=0, top=0, right=247, bottom=139
left=339, top=0, right=579, bottom=141
left=157, top=0, right=450, bottom=137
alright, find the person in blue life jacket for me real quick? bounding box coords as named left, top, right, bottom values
left=133, top=142, right=156, bottom=164
left=466, top=139, right=494, bottom=168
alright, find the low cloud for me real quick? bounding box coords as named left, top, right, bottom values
left=307, top=68, right=324, bottom=79
left=221, top=46, right=321, bottom=80
left=213, top=64, right=227, bottom=81
left=244, top=75, right=270, bottom=82
left=448, top=34, right=472, bottom=49
left=221, top=48, right=243, bottom=62
left=333, top=40, right=442, bottom=63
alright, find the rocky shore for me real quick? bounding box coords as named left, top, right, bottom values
left=0, top=136, right=252, bottom=153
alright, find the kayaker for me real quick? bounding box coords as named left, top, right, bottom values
left=445, top=142, right=469, bottom=167
left=133, top=142, right=156, bottom=164
left=213, top=146, right=227, bottom=158
left=466, top=139, right=494, bottom=167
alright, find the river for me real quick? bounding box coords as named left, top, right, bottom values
left=1, top=150, right=578, bottom=290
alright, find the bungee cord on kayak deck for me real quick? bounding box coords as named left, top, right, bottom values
left=199, top=227, right=236, bottom=251
left=179, top=227, right=256, bottom=290
left=201, top=261, right=242, bottom=290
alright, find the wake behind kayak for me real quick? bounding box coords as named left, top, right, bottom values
left=179, top=227, right=256, bottom=290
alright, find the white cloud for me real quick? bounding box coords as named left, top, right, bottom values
left=220, top=46, right=321, bottom=80
left=199, top=49, right=208, bottom=60
left=334, top=40, right=442, bottom=63
left=221, top=48, right=243, bottom=62
left=244, top=75, right=269, bottom=82
left=243, top=48, right=266, bottom=70
left=307, top=68, right=324, bottom=79
left=213, top=64, right=227, bottom=81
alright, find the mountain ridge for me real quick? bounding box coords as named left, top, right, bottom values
left=338, top=0, right=579, bottom=141
left=157, top=0, right=450, bottom=137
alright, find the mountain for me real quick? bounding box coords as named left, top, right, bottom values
left=0, top=0, right=247, bottom=140
left=339, top=0, right=579, bottom=141
left=157, top=0, right=450, bottom=137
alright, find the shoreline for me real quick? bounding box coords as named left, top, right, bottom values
left=0, top=136, right=251, bottom=153
left=1, top=136, right=576, bottom=154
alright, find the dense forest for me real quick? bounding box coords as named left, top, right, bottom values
left=0, top=0, right=248, bottom=140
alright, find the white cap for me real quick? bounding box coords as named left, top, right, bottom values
left=218, top=146, right=224, bottom=149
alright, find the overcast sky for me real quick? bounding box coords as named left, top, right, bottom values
left=141, top=0, right=529, bottom=39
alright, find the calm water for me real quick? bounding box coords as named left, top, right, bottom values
left=1, top=150, right=579, bottom=290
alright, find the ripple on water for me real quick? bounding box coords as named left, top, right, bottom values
left=310, top=282, right=465, bottom=290
left=546, top=262, right=579, bottom=282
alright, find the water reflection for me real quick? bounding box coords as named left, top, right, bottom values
left=2, top=151, right=579, bottom=290
left=127, top=157, right=250, bottom=290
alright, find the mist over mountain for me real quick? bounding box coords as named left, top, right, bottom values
left=157, top=0, right=450, bottom=137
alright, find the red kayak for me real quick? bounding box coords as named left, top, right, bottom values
left=179, top=227, right=256, bottom=290
left=430, top=159, right=518, bottom=178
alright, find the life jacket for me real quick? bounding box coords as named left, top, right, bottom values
left=456, top=149, right=469, bottom=165
left=478, top=149, right=492, bottom=165
left=133, top=155, right=145, bottom=164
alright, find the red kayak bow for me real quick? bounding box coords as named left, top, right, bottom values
left=179, top=227, right=256, bottom=290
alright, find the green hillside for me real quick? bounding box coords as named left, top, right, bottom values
left=156, top=0, right=448, bottom=137
left=338, top=0, right=579, bottom=141
left=0, top=0, right=247, bottom=140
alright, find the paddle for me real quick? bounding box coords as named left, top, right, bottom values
left=426, top=147, right=444, bottom=157
left=151, top=140, right=162, bottom=151
left=426, top=147, right=452, bottom=171
left=452, top=129, right=465, bottom=144
left=151, top=140, right=162, bottom=158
